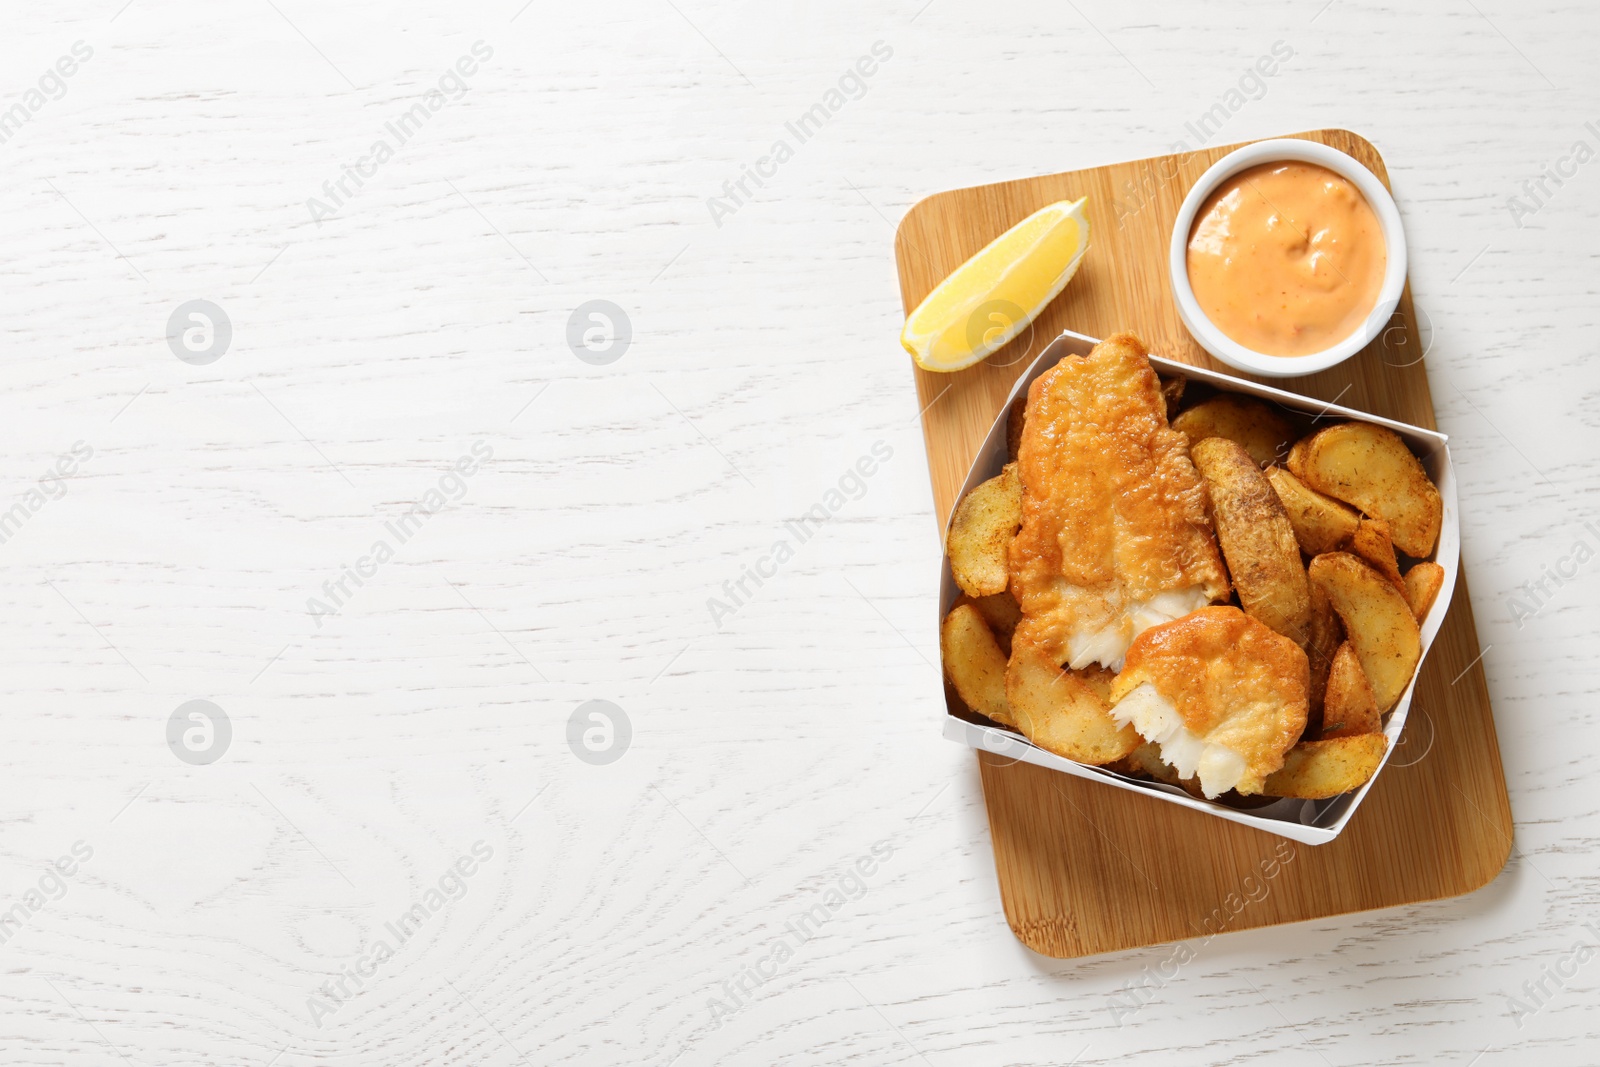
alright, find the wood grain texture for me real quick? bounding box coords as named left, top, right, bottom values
left=4, top=0, right=1599, bottom=1063
left=896, top=129, right=1513, bottom=958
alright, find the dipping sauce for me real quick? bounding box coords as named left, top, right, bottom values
left=1186, top=161, right=1386, bottom=357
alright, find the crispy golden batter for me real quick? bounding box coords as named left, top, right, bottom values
left=1008, top=333, right=1228, bottom=670
left=1109, top=606, right=1309, bottom=797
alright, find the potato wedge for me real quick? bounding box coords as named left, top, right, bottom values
left=1265, top=466, right=1361, bottom=556
left=1348, top=517, right=1405, bottom=591
left=1404, top=562, right=1446, bottom=622
left=1305, top=581, right=1344, bottom=735
left=1005, top=644, right=1139, bottom=765
left=1173, top=394, right=1298, bottom=468
left=1287, top=422, right=1442, bottom=557
left=941, top=603, right=1012, bottom=726
left=947, top=463, right=1022, bottom=597
left=1123, top=741, right=1204, bottom=798
left=1191, top=437, right=1311, bottom=646
left=1103, top=751, right=1145, bottom=777
left=1320, top=642, right=1381, bottom=740
left=1005, top=394, right=1027, bottom=462
left=1158, top=374, right=1186, bottom=421
left=1308, top=552, right=1422, bottom=713
left=1124, top=741, right=1176, bottom=782
left=962, top=590, right=1021, bottom=654
left=1262, top=734, right=1388, bottom=799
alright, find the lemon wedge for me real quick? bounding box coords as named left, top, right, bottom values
left=901, top=198, right=1089, bottom=373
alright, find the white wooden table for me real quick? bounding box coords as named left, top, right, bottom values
left=1, top=1, right=1595, bottom=1063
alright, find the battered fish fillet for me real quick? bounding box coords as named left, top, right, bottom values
left=1109, top=607, right=1309, bottom=798
left=1007, top=333, right=1229, bottom=671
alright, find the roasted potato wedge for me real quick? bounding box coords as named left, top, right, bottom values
left=1287, top=422, right=1442, bottom=557
left=1309, top=552, right=1422, bottom=713
left=1158, top=374, right=1186, bottom=421
left=1262, top=734, right=1389, bottom=799
left=1320, top=642, right=1381, bottom=740
left=1348, top=517, right=1405, bottom=591
left=941, top=603, right=1012, bottom=726
left=1173, top=394, right=1298, bottom=468
left=1123, top=741, right=1204, bottom=798
left=1191, top=437, right=1311, bottom=646
left=1403, top=562, right=1446, bottom=622
left=959, top=590, right=1021, bottom=654
left=1305, top=581, right=1344, bottom=735
left=1265, top=466, right=1361, bottom=556
left=1005, top=644, right=1139, bottom=765
left=1005, top=394, right=1027, bottom=462
left=1103, top=752, right=1145, bottom=777
left=947, top=463, right=1022, bottom=597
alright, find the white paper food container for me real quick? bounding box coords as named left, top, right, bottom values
left=940, top=330, right=1459, bottom=845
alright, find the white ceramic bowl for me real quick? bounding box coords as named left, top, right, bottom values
left=1168, top=138, right=1408, bottom=379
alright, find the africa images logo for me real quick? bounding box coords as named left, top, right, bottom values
left=305, top=841, right=494, bottom=1027
left=306, top=440, right=492, bottom=627
left=305, top=41, right=494, bottom=225
left=704, top=41, right=893, bottom=228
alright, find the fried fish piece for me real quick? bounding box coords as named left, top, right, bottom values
left=1008, top=333, right=1229, bottom=671
left=1108, top=606, right=1309, bottom=798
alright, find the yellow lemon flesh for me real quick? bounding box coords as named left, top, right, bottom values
left=901, top=198, right=1089, bottom=373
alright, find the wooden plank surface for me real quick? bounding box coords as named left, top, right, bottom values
left=895, top=129, right=1513, bottom=959
left=12, top=0, right=1593, bottom=1057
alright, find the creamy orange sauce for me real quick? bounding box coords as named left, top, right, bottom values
left=1187, top=161, right=1386, bottom=357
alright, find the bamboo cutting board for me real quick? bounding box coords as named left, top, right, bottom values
left=896, top=129, right=1512, bottom=959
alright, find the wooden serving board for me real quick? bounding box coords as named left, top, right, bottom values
left=896, top=129, right=1513, bottom=959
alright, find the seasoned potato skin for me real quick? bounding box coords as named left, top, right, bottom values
left=1348, top=518, right=1405, bottom=592
left=1403, top=562, right=1446, bottom=622
left=1124, top=741, right=1205, bottom=798
left=1304, top=581, right=1344, bottom=736
left=1158, top=374, right=1186, bottom=421
left=1191, top=437, right=1311, bottom=647
left=1265, top=466, right=1361, bottom=556
left=941, top=603, right=1012, bottom=725
left=1320, top=641, right=1381, bottom=740
left=1005, top=394, right=1027, bottom=462
left=1262, top=734, right=1389, bottom=799
left=1309, top=552, right=1422, bottom=713
left=1004, top=644, right=1139, bottom=765
left=957, top=591, right=1022, bottom=655
left=947, top=463, right=1022, bottom=597
left=1288, top=422, right=1442, bottom=558
left=1173, top=394, right=1298, bottom=469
